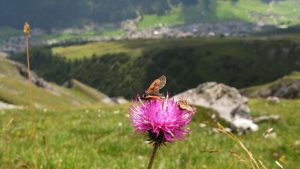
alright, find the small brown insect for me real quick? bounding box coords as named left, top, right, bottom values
left=141, top=75, right=166, bottom=100
left=178, top=100, right=194, bottom=112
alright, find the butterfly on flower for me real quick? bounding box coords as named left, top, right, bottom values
left=141, top=75, right=166, bottom=100
left=177, top=99, right=194, bottom=112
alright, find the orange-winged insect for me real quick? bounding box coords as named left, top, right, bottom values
left=178, top=100, right=194, bottom=112
left=141, top=75, right=166, bottom=100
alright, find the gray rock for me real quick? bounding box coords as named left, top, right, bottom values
left=13, top=61, right=50, bottom=89
left=175, top=82, right=258, bottom=132
left=0, top=101, right=21, bottom=110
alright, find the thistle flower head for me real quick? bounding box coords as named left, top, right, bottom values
left=129, top=96, right=194, bottom=145
left=24, top=22, right=30, bottom=35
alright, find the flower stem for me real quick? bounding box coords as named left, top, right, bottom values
left=147, top=143, right=159, bottom=169
left=25, top=22, right=37, bottom=169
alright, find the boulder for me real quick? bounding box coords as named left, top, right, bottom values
left=175, top=82, right=258, bottom=132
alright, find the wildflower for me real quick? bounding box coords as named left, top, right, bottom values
left=129, top=95, right=194, bottom=169
left=130, top=96, right=194, bottom=145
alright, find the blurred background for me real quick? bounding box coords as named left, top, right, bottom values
left=0, top=0, right=299, bottom=169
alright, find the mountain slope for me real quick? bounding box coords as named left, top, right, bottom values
left=0, top=54, right=111, bottom=109
left=0, top=0, right=196, bottom=29
left=1, top=0, right=300, bottom=30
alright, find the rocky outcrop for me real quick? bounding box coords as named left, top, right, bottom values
left=13, top=61, right=50, bottom=89
left=241, top=72, right=300, bottom=99
left=0, top=101, right=21, bottom=110
left=242, top=80, right=300, bottom=99
left=175, top=82, right=258, bottom=132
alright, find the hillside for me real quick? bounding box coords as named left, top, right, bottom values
left=241, top=71, right=300, bottom=98
left=13, top=36, right=300, bottom=98
left=1, top=0, right=300, bottom=30
left=0, top=54, right=111, bottom=109
left=0, top=0, right=196, bottom=29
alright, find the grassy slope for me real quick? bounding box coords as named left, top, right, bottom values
left=217, top=0, right=300, bottom=26
left=70, top=79, right=111, bottom=102
left=241, top=71, right=300, bottom=96
left=0, top=99, right=299, bottom=168
left=138, top=6, right=184, bottom=29
left=138, top=0, right=300, bottom=29
left=52, top=41, right=144, bottom=59
left=0, top=55, right=106, bottom=109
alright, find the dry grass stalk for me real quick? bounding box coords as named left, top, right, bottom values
left=24, top=22, right=38, bottom=169
left=216, top=123, right=267, bottom=169
left=259, top=159, right=267, bottom=169
left=228, top=151, right=248, bottom=163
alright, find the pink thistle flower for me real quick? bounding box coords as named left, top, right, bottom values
left=129, top=96, right=194, bottom=145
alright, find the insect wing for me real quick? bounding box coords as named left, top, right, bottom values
left=178, top=100, right=194, bottom=112
left=146, top=75, right=166, bottom=94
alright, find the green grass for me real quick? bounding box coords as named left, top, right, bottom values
left=216, top=0, right=300, bottom=26
left=52, top=41, right=144, bottom=59
left=138, top=6, right=184, bottom=29
left=137, top=0, right=300, bottom=29
left=100, top=29, right=124, bottom=37
left=0, top=99, right=299, bottom=168
left=70, top=79, right=111, bottom=102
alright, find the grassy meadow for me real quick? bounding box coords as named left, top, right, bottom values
left=137, top=0, right=300, bottom=29
left=0, top=99, right=299, bottom=169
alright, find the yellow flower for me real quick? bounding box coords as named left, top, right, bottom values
left=24, top=22, right=30, bottom=35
